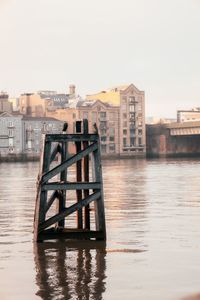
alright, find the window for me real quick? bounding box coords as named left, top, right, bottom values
left=109, top=144, right=115, bottom=152
left=138, top=129, right=142, bottom=135
left=8, top=121, right=14, bottom=127
left=99, top=121, right=107, bottom=129
left=109, top=136, right=114, bottom=142
left=123, top=129, right=127, bottom=135
left=100, top=129, right=107, bottom=135
left=99, top=112, right=106, bottom=118
left=8, top=129, right=14, bottom=137
left=129, top=105, right=135, bottom=112
left=130, top=137, right=135, bottom=146
left=129, top=96, right=135, bottom=104
left=101, top=136, right=107, bottom=142
left=138, top=137, right=142, bottom=145
left=101, top=144, right=107, bottom=153
left=123, top=138, right=127, bottom=146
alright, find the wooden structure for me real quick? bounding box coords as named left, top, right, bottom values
left=34, top=120, right=106, bottom=242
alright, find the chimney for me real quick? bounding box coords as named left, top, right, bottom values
left=69, top=84, right=76, bottom=96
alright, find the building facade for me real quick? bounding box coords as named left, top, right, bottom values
left=78, top=100, right=120, bottom=155
left=86, top=84, right=146, bottom=156
left=0, top=112, right=23, bottom=157
left=22, top=116, right=64, bottom=154
left=0, top=113, right=63, bottom=160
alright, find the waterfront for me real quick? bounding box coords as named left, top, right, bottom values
left=1, top=159, right=200, bottom=300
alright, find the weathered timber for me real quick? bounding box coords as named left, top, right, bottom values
left=42, top=182, right=101, bottom=191
left=75, top=121, right=83, bottom=229
left=41, top=142, right=98, bottom=183
left=33, top=120, right=106, bottom=242
left=38, top=191, right=101, bottom=232
left=45, top=134, right=98, bottom=142
left=83, top=119, right=90, bottom=230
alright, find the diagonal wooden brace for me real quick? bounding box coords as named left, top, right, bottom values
left=41, top=142, right=98, bottom=183
left=38, top=191, right=101, bottom=232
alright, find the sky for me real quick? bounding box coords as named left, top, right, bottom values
left=0, top=0, right=200, bottom=118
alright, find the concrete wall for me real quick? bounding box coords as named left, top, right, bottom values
left=146, top=124, right=200, bottom=157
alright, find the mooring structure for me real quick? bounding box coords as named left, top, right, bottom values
left=34, top=120, right=106, bottom=242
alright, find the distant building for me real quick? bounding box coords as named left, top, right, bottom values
left=22, top=116, right=64, bottom=154
left=86, top=84, right=146, bottom=156
left=0, top=112, right=63, bottom=160
left=0, top=92, right=12, bottom=113
left=0, top=112, right=23, bottom=156
left=38, top=91, right=69, bottom=109
left=9, top=97, right=19, bottom=111
left=78, top=100, right=120, bottom=155
left=177, top=108, right=200, bottom=123
left=19, top=85, right=77, bottom=117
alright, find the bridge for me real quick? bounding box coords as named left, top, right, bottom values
left=146, top=121, right=200, bottom=158
left=166, top=121, right=200, bottom=136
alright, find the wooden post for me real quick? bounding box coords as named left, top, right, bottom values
left=92, top=132, right=106, bottom=239
left=75, top=121, right=83, bottom=229
left=83, top=119, right=90, bottom=229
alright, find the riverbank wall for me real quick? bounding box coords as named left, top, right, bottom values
left=146, top=124, right=200, bottom=158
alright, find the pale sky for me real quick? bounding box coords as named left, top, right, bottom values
left=0, top=0, right=200, bottom=117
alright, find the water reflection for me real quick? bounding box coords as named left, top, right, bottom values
left=34, top=241, right=107, bottom=300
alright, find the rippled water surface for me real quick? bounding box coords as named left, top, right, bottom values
left=1, top=159, right=200, bottom=300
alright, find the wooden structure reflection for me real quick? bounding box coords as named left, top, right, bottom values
left=34, top=241, right=106, bottom=300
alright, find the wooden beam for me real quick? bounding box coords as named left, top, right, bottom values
left=41, top=142, right=98, bottom=183
left=83, top=119, right=90, bottom=230
left=42, top=182, right=101, bottom=191
left=76, top=121, right=83, bottom=229
left=45, top=134, right=98, bottom=143
left=37, top=228, right=105, bottom=241
left=50, top=144, right=61, bottom=163
left=45, top=190, right=58, bottom=212
left=38, top=191, right=101, bottom=232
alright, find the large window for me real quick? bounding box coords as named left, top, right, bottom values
left=101, top=136, right=107, bottom=142
left=130, top=137, right=135, bottom=146
left=101, top=144, right=107, bottom=153
left=123, top=138, right=127, bottom=146
left=99, top=112, right=106, bottom=119
left=129, top=105, right=135, bottom=112
left=109, top=144, right=115, bottom=152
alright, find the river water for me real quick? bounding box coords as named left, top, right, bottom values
left=0, top=159, right=200, bottom=300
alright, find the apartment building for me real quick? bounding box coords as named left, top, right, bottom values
left=78, top=100, right=120, bottom=155
left=86, top=84, right=146, bottom=156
